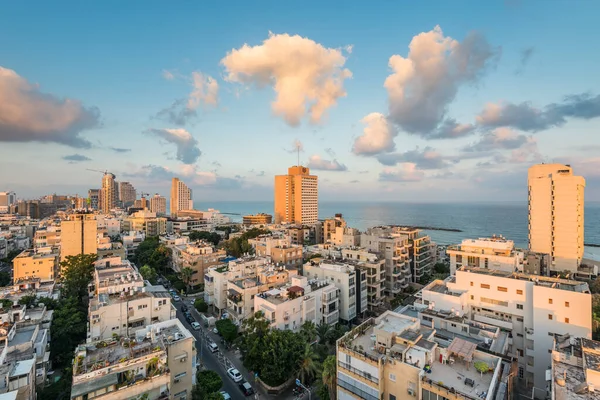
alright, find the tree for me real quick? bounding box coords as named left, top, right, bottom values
left=189, top=231, right=221, bottom=246
left=316, top=322, right=331, bottom=345
left=50, top=297, right=88, bottom=366
left=60, top=254, right=98, bottom=300
left=297, top=343, right=321, bottom=384
left=215, top=319, right=238, bottom=344
left=18, top=295, right=37, bottom=308
left=139, top=265, right=158, bottom=284
left=37, top=296, right=59, bottom=310
left=180, top=267, right=194, bottom=293
left=133, top=237, right=172, bottom=274
left=194, top=298, right=208, bottom=313
left=0, top=249, right=21, bottom=264
left=0, top=299, right=13, bottom=309
left=0, top=271, right=11, bottom=286
left=193, top=370, right=223, bottom=400
left=300, top=321, right=317, bottom=343
left=322, top=355, right=337, bottom=400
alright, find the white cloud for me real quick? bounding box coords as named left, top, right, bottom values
left=377, top=146, right=452, bottom=169
left=188, top=71, right=219, bottom=108
left=144, top=128, right=201, bottom=164
left=463, top=128, right=529, bottom=152
left=353, top=113, right=398, bottom=155
left=162, top=70, right=175, bottom=80
left=307, top=155, right=347, bottom=171
left=384, top=26, right=498, bottom=138
left=221, top=32, right=352, bottom=126
left=0, top=66, right=100, bottom=148
left=379, top=163, right=425, bottom=182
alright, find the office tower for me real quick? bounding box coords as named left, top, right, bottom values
left=150, top=193, right=167, bottom=215
left=528, top=163, right=585, bottom=273
left=118, top=181, right=136, bottom=207
left=170, top=178, right=193, bottom=216
left=274, top=165, right=318, bottom=224
left=100, top=173, right=118, bottom=214
left=60, top=214, right=97, bottom=262
left=88, top=189, right=99, bottom=210
left=0, top=191, right=16, bottom=213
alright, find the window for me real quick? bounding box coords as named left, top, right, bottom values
left=517, top=317, right=524, bottom=322
left=517, top=304, right=523, bottom=310
left=565, top=318, right=570, bottom=323
left=497, top=286, right=507, bottom=292
left=518, top=349, right=523, bottom=357
left=481, top=297, right=508, bottom=307
left=516, top=289, right=523, bottom=295
left=565, top=302, right=570, bottom=307
left=481, top=284, right=490, bottom=289
left=548, top=314, right=553, bottom=320
left=470, top=295, right=474, bottom=300
left=470, top=281, right=473, bottom=287
left=390, top=395, right=396, bottom=400
left=517, top=333, right=523, bottom=338
left=549, top=299, right=553, bottom=305
left=389, top=373, right=396, bottom=382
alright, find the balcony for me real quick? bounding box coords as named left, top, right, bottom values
left=525, top=328, right=534, bottom=340
left=338, top=361, right=379, bottom=384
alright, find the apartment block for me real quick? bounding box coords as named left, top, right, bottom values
left=170, top=178, right=193, bottom=216
left=341, top=248, right=386, bottom=310
left=122, top=210, right=167, bottom=236
left=336, top=310, right=506, bottom=400
left=96, top=235, right=126, bottom=260
left=550, top=335, right=600, bottom=400
left=87, top=257, right=176, bottom=342
left=118, top=182, right=136, bottom=208
left=87, top=189, right=99, bottom=210
left=242, top=213, right=272, bottom=226
left=249, top=234, right=303, bottom=269
left=96, top=216, right=121, bottom=237
left=274, top=165, right=318, bottom=224
left=0, top=192, right=17, bottom=214
left=255, top=275, right=340, bottom=331
left=170, top=241, right=226, bottom=288
left=33, top=227, right=60, bottom=248
left=150, top=194, right=167, bottom=215
left=414, top=267, right=591, bottom=397
left=447, top=236, right=525, bottom=276
left=60, top=214, right=97, bottom=262
left=122, top=231, right=145, bottom=258
left=100, top=173, right=118, bottom=214
left=392, top=227, right=436, bottom=282
left=13, top=248, right=59, bottom=282
left=71, top=319, right=196, bottom=400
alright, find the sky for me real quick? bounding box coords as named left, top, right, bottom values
left=1, top=0, right=600, bottom=202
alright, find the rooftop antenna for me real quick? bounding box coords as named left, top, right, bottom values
left=297, top=145, right=300, bottom=167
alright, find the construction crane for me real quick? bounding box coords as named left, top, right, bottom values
left=139, top=192, right=150, bottom=198
left=86, top=168, right=112, bottom=175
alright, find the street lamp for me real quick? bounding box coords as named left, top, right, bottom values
left=296, top=379, right=311, bottom=400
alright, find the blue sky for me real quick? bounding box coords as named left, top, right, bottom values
left=1, top=0, right=599, bottom=202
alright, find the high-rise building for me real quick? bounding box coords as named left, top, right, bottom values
left=118, top=181, right=136, bottom=207
left=100, top=173, right=118, bottom=214
left=60, top=214, right=97, bottom=262
left=528, top=163, right=585, bottom=273
left=170, top=178, right=193, bottom=216
left=0, top=191, right=16, bottom=213
left=150, top=193, right=167, bottom=215
left=88, top=189, right=99, bottom=210
left=274, top=165, right=318, bottom=224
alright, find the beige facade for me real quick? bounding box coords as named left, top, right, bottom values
left=170, top=178, right=193, bottom=216
left=170, top=241, right=226, bottom=287
left=60, top=214, right=97, bottom=262
left=242, top=213, right=272, bottom=226
left=341, top=248, right=386, bottom=310
left=118, top=181, right=136, bottom=207
left=33, top=228, right=61, bottom=248
left=100, top=173, right=118, bottom=214
left=447, top=236, right=524, bottom=275
left=274, top=165, right=318, bottom=224
left=13, top=248, right=58, bottom=282
left=528, top=163, right=585, bottom=273
left=150, top=194, right=167, bottom=215
left=122, top=210, right=167, bottom=236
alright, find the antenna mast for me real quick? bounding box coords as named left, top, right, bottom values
left=297, top=146, right=300, bottom=166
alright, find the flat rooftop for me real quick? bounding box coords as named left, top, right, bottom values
left=426, top=356, right=495, bottom=400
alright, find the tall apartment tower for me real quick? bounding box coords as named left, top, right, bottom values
left=100, top=173, right=118, bottom=214
left=118, top=181, right=136, bottom=207
left=150, top=194, right=167, bottom=215
left=274, top=166, right=318, bottom=224
left=528, top=163, right=585, bottom=273
left=0, top=191, right=16, bottom=213
left=88, top=189, right=99, bottom=210
left=60, top=214, right=98, bottom=262
left=170, top=178, right=193, bottom=216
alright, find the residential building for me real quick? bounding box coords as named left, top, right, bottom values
left=122, top=210, right=167, bottom=236
left=134, top=198, right=149, bottom=209
left=100, top=173, right=118, bottom=214
left=249, top=234, right=290, bottom=256
left=96, top=216, right=121, bottom=237
left=249, top=234, right=303, bottom=269
left=322, top=214, right=346, bottom=244
left=196, top=209, right=232, bottom=225
left=242, top=213, right=272, bottom=226
left=330, top=226, right=361, bottom=247
left=414, top=266, right=591, bottom=398
left=150, top=194, right=167, bottom=215
left=33, top=227, right=61, bottom=248
left=71, top=319, right=196, bottom=400
left=528, top=163, right=585, bottom=273
left=336, top=310, right=506, bottom=400
left=97, top=235, right=126, bottom=259
left=274, top=165, right=318, bottom=224
left=361, top=227, right=412, bottom=296
left=118, top=182, right=136, bottom=208
left=87, top=257, right=176, bottom=342
left=255, top=275, right=340, bottom=330
left=122, top=231, right=145, bottom=258
left=88, top=189, right=99, bottom=210
left=170, top=178, right=193, bottom=216
left=0, top=359, right=36, bottom=400
left=550, top=335, right=600, bottom=400
left=0, top=192, right=16, bottom=214
left=170, top=241, right=226, bottom=287
left=287, top=225, right=311, bottom=245
left=447, top=236, right=524, bottom=276
left=13, top=248, right=59, bottom=282
left=341, top=248, right=386, bottom=310
left=392, top=227, right=436, bottom=282
left=60, top=214, right=97, bottom=262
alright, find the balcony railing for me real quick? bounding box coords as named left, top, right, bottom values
left=338, top=361, right=379, bottom=384
left=337, top=379, right=378, bottom=400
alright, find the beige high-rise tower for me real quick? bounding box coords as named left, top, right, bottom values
left=528, top=163, right=585, bottom=273
left=274, top=165, right=318, bottom=224
left=170, top=178, right=193, bottom=216
left=60, top=213, right=98, bottom=262
left=150, top=193, right=167, bottom=215
left=100, top=173, right=117, bottom=214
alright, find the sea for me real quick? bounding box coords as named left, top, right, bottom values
left=198, top=200, right=600, bottom=260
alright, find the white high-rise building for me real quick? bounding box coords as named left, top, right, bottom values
left=528, top=163, right=585, bottom=273
left=170, top=178, right=193, bottom=216
left=0, top=191, right=16, bottom=213
left=150, top=193, right=167, bottom=215
left=100, top=173, right=118, bottom=214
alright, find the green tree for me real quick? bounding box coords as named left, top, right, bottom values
left=60, top=254, right=97, bottom=300
left=300, top=321, right=317, bottom=344
left=238, top=311, right=272, bottom=373
left=215, top=319, right=238, bottom=343
left=326, top=324, right=348, bottom=345
left=0, top=249, right=21, bottom=264
left=316, top=322, right=331, bottom=345
left=316, top=383, right=330, bottom=400
left=297, top=343, right=321, bottom=384
left=189, top=231, right=221, bottom=246
left=37, top=296, right=59, bottom=310
left=0, top=271, right=11, bottom=286
left=139, top=265, right=158, bottom=284
left=0, top=299, right=13, bottom=309
left=133, top=237, right=172, bottom=274
left=194, top=298, right=208, bottom=313
left=180, top=267, right=194, bottom=293
left=193, top=370, right=223, bottom=400
left=434, top=262, right=450, bottom=275
left=50, top=297, right=88, bottom=366
left=18, top=294, right=37, bottom=308
left=322, top=355, right=337, bottom=400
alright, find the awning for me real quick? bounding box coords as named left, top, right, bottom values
left=447, top=337, right=477, bottom=362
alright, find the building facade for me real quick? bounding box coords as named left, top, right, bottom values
left=122, top=210, right=167, bottom=236
left=170, top=241, right=226, bottom=287
left=0, top=192, right=16, bottom=214
left=170, top=178, right=193, bottom=216
left=447, top=236, right=524, bottom=276
left=60, top=214, right=97, bottom=262
left=274, top=165, right=318, bottom=224
left=150, top=194, right=167, bottom=215
left=13, top=248, right=59, bottom=282
left=100, top=173, right=118, bottom=214
left=118, top=182, right=136, bottom=208
left=88, top=189, right=99, bottom=210
left=242, top=213, right=273, bottom=226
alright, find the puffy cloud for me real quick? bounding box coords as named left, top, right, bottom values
left=462, top=128, right=528, bottom=152
left=124, top=164, right=244, bottom=190
left=376, top=146, right=451, bottom=169
left=379, top=163, right=425, bottom=182
left=221, top=32, right=352, bottom=126
left=476, top=93, right=600, bottom=132
left=123, top=164, right=176, bottom=182
left=144, top=128, right=201, bottom=164
left=428, top=119, right=476, bottom=139
left=62, top=154, right=91, bottom=162
left=162, top=70, right=175, bottom=80
left=384, top=26, right=498, bottom=138
left=353, top=113, right=398, bottom=155
left=0, top=66, right=101, bottom=148
left=307, top=155, right=347, bottom=171
left=109, top=147, right=131, bottom=153
left=157, top=71, right=218, bottom=125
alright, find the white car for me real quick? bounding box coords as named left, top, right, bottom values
left=227, top=368, right=243, bottom=383
left=172, top=295, right=181, bottom=302
left=208, top=342, right=219, bottom=353
left=219, top=391, right=231, bottom=400
left=191, top=322, right=201, bottom=330
left=213, top=327, right=219, bottom=334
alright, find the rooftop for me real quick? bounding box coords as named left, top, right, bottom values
left=552, top=335, right=600, bottom=400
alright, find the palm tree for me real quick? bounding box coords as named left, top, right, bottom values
left=316, top=322, right=330, bottom=345
left=180, top=267, right=194, bottom=294
left=297, top=343, right=320, bottom=384
left=300, top=321, right=317, bottom=343
left=322, top=355, right=337, bottom=400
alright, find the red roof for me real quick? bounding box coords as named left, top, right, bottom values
left=288, top=286, right=304, bottom=293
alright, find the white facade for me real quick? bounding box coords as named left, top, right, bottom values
left=447, top=236, right=525, bottom=275
left=528, top=164, right=585, bottom=273
left=96, top=216, right=121, bottom=237
left=249, top=234, right=290, bottom=256
left=122, top=230, right=145, bottom=257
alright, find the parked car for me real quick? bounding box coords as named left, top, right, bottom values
left=185, top=315, right=194, bottom=324
left=208, top=342, right=219, bottom=353
left=227, top=368, right=243, bottom=383
left=213, top=327, right=219, bottom=335
left=172, top=295, right=181, bottom=302
left=239, top=381, right=254, bottom=396
left=191, top=322, right=201, bottom=330
left=181, top=305, right=188, bottom=312
left=219, top=391, right=231, bottom=400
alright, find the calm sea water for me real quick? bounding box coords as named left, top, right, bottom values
left=199, top=201, right=600, bottom=260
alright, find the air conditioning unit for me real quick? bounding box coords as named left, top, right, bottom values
left=180, top=358, right=187, bottom=362
left=154, top=307, right=160, bottom=311
left=408, top=389, right=415, bottom=396
left=174, top=378, right=180, bottom=383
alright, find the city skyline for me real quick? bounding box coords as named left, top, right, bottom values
left=1, top=1, right=600, bottom=202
